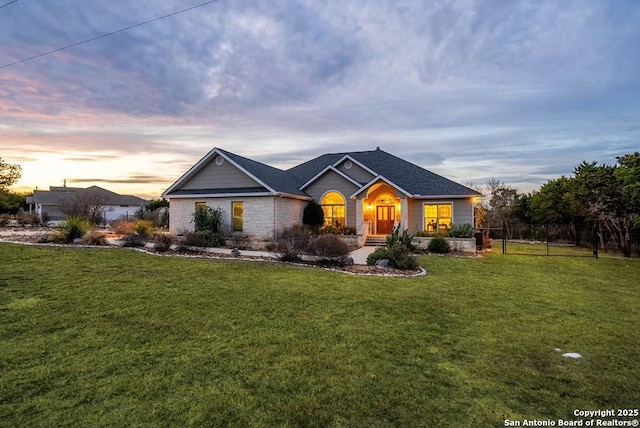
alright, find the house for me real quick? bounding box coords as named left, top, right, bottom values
left=27, top=185, right=148, bottom=222
left=163, top=147, right=481, bottom=247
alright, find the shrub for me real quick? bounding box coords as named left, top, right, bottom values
left=449, top=223, right=474, bottom=238
left=183, top=230, right=225, bottom=248
left=226, top=234, right=252, bottom=250
left=303, top=200, right=324, bottom=231
left=193, top=206, right=224, bottom=234
left=80, top=230, right=108, bottom=246
left=366, top=243, right=418, bottom=270
left=342, top=227, right=356, bottom=236
left=55, top=216, right=91, bottom=243
left=132, top=220, right=154, bottom=237
left=428, top=235, right=451, bottom=254
left=386, top=223, right=416, bottom=252
left=276, top=225, right=311, bottom=262
left=156, top=208, right=169, bottom=228
left=307, top=234, right=350, bottom=258
left=120, top=233, right=146, bottom=247
left=0, top=214, right=10, bottom=227
left=109, top=220, right=134, bottom=235
left=41, top=212, right=51, bottom=226
left=366, top=247, right=391, bottom=266
left=17, top=215, right=40, bottom=226
left=134, top=206, right=146, bottom=220
left=153, top=233, right=174, bottom=252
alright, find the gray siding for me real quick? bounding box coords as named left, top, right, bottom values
left=179, top=157, right=261, bottom=190
left=336, top=160, right=375, bottom=184
left=305, top=171, right=359, bottom=228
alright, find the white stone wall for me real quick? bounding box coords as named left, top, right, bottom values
left=169, top=196, right=305, bottom=239
left=241, top=197, right=276, bottom=239
left=413, top=237, right=476, bottom=253
left=169, top=198, right=197, bottom=234
left=275, top=198, right=306, bottom=237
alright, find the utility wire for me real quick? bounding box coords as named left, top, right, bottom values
left=0, top=0, right=220, bottom=70
left=0, top=0, right=18, bottom=10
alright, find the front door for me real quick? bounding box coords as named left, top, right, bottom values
left=376, top=205, right=395, bottom=235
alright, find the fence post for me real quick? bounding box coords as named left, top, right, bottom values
left=592, top=223, right=598, bottom=259
left=502, top=221, right=506, bottom=254
left=545, top=224, right=550, bottom=256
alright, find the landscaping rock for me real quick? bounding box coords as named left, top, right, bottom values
left=231, top=248, right=241, bottom=257
left=337, top=255, right=354, bottom=266
left=375, top=259, right=390, bottom=268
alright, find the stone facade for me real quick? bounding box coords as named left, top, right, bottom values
left=170, top=196, right=305, bottom=240
left=413, top=237, right=476, bottom=253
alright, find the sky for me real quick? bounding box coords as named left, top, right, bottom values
left=1, top=0, right=639, bottom=199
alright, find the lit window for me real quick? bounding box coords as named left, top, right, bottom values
left=232, top=202, right=243, bottom=232
left=424, top=204, right=452, bottom=232
left=321, top=192, right=345, bottom=228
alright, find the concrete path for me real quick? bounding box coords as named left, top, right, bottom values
left=348, top=246, right=377, bottom=265
left=199, top=245, right=378, bottom=265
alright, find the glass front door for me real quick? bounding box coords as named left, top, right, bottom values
left=376, top=205, right=395, bottom=235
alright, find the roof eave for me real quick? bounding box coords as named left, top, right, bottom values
left=162, top=148, right=278, bottom=196
left=164, top=192, right=275, bottom=199
left=350, top=175, right=413, bottom=199
left=412, top=194, right=482, bottom=199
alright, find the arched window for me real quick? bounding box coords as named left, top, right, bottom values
left=321, top=191, right=345, bottom=228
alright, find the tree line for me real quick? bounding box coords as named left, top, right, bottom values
left=476, top=152, right=640, bottom=257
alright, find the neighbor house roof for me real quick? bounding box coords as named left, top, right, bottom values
left=29, top=186, right=148, bottom=206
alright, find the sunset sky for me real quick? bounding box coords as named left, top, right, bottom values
left=1, top=0, right=639, bottom=199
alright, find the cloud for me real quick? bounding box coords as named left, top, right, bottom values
left=69, top=174, right=171, bottom=185
left=1, top=0, right=640, bottom=196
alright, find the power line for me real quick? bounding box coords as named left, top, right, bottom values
left=0, top=1, right=18, bottom=10
left=0, top=0, right=220, bottom=70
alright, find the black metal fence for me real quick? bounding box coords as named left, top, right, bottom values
left=477, top=222, right=598, bottom=258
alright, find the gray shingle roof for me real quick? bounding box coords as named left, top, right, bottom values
left=287, top=148, right=481, bottom=197
left=166, top=147, right=479, bottom=199
left=31, top=186, right=148, bottom=206
left=217, top=149, right=309, bottom=197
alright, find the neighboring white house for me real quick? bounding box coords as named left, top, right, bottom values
left=27, top=185, right=148, bottom=222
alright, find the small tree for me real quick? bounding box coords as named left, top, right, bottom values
left=276, top=225, right=312, bottom=262
left=61, top=190, right=108, bottom=225
left=303, top=200, right=324, bottom=232
left=0, top=158, right=21, bottom=191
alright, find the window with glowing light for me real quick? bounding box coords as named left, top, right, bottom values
left=232, top=201, right=243, bottom=232
left=321, top=192, right=345, bottom=228
left=424, top=203, right=452, bottom=232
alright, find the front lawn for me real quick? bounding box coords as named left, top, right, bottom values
left=1, top=243, right=638, bottom=426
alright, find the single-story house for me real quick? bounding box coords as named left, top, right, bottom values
left=163, top=147, right=482, bottom=246
left=27, top=185, right=148, bottom=222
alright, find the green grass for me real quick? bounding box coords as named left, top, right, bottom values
left=1, top=243, right=639, bottom=427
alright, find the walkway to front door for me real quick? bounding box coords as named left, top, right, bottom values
left=376, top=205, right=395, bottom=235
